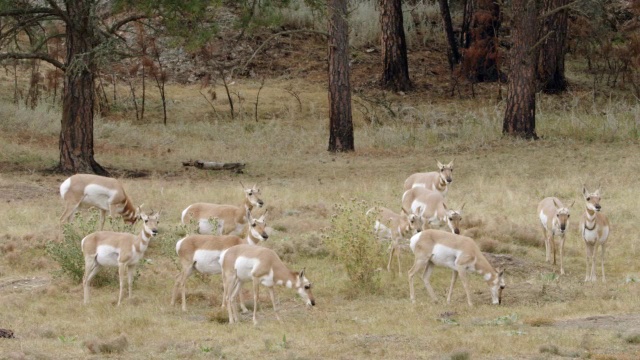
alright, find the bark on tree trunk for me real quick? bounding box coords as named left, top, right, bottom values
left=328, top=0, right=354, bottom=152
left=503, top=0, right=539, bottom=139
left=379, top=0, right=412, bottom=91
left=58, top=0, right=107, bottom=175
left=438, top=0, right=461, bottom=69
left=461, top=0, right=501, bottom=82
left=536, top=0, right=569, bottom=94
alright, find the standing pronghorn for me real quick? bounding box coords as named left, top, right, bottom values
left=408, top=229, right=505, bottom=306
left=367, top=206, right=419, bottom=275
left=60, top=174, right=139, bottom=230
left=81, top=209, right=159, bottom=305
left=171, top=210, right=269, bottom=311
left=401, top=187, right=464, bottom=234
left=403, top=160, right=454, bottom=196
left=580, top=186, right=610, bottom=282
left=221, top=244, right=315, bottom=325
left=537, top=197, right=574, bottom=275
left=181, top=183, right=264, bottom=235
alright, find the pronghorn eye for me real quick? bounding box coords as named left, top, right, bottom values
left=586, top=197, right=591, bottom=201
left=251, top=222, right=256, bottom=227
left=144, top=220, right=148, bottom=223
left=304, top=285, right=311, bottom=290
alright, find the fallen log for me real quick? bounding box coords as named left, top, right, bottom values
left=182, top=160, right=246, bottom=173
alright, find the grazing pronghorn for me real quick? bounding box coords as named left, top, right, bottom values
left=580, top=186, right=610, bottom=282
left=221, top=244, right=315, bottom=325
left=60, top=174, right=139, bottom=230
left=171, top=210, right=269, bottom=311
left=367, top=206, right=419, bottom=275
left=181, top=183, right=264, bottom=235
left=403, top=160, right=454, bottom=195
left=537, top=197, right=574, bottom=275
left=81, top=209, right=159, bottom=305
left=408, top=229, right=505, bottom=306
left=401, top=187, right=464, bottom=234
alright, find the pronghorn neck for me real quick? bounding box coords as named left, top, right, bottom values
left=246, top=228, right=261, bottom=245
left=244, top=199, right=254, bottom=212
left=584, top=207, right=597, bottom=231
left=140, top=226, right=153, bottom=244
left=435, top=176, right=447, bottom=192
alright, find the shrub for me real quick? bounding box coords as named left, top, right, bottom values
left=323, top=199, right=385, bottom=293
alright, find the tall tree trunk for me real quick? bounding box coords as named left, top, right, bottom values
left=503, top=0, right=539, bottom=139
left=58, top=0, right=107, bottom=175
left=328, top=0, right=354, bottom=152
left=461, top=0, right=501, bottom=82
left=438, top=0, right=461, bottom=69
left=536, top=0, right=569, bottom=94
left=379, top=0, right=412, bottom=91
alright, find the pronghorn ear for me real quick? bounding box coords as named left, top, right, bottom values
left=582, top=186, right=589, bottom=198
left=259, top=209, right=268, bottom=222
left=448, top=159, right=454, bottom=168
left=442, top=202, right=449, bottom=211
left=299, top=268, right=305, bottom=279
left=437, top=160, right=444, bottom=170
left=552, top=198, right=560, bottom=209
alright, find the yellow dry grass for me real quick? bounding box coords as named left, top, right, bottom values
left=1, top=77, right=640, bottom=360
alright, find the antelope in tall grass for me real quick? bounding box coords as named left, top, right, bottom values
left=403, top=160, right=454, bottom=196
left=81, top=209, right=159, bottom=305
left=408, top=229, right=505, bottom=306
left=580, top=186, right=610, bottom=282
left=60, top=174, right=139, bottom=230
left=171, top=210, right=269, bottom=311
left=401, top=187, right=464, bottom=234
left=221, top=244, right=315, bottom=325
left=537, top=197, right=574, bottom=275
left=367, top=206, right=419, bottom=275
left=181, top=183, right=264, bottom=235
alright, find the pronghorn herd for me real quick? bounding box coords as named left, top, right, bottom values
left=59, top=162, right=612, bottom=323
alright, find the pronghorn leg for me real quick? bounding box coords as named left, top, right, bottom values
left=590, top=243, right=598, bottom=282
left=99, top=209, right=107, bottom=230
left=408, top=259, right=428, bottom=303
left=396, top=242, right=402, bottom=276
left=542, top=228, right=551, bottom=263
left=83, top=255, right=101, bottom=305
left=446, top=270, right=458, bottom=304
left=421, top=262, right=438, bottom=303
left=600, top=243, right=606, bottom=282
left=456, top=267, right=473, bottom=307
left=227, top=274, right=241, bottom=323
left=60, top=203, right=79, bottom=225
left=548, top=233, right=556, bottom=265
left=559, top=234, right=566, bottom=275
left=267, top=286, right=281, bottom=323
left=252, top=277, right=260, bottom=325
left=387, top=241, right=396, bottom=273
left=127, top=264, right=135, bottom=299
left=239, top=285, right=249, bottom=313
left=584, top=243, right=593, bottom=282
left=117, top=263, right=126, bottom=305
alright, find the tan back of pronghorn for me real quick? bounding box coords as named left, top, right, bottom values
left=580, top=186, right=610, bottom=282
left=403, top=160, right=454, bottom=195
left=221, top=244, right=315, bottom=325
left=181, top=183, right=264, bottom=235
left=401, top=187, right=464, bottom=234
left=171, top=210, right=269, bottom=311
left=60, top=174, right=139, bottom=230
left=408, top=229, right=505, bottom=306
left=81, top=210, right=159, bottom=305
left=367, top=206, right=419, bottom=275
left=537, top=197, right=574, bottom=275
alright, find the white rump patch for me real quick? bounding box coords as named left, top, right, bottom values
left=539, top=210, right=548, bottom=228
left=60, top=177, right=71, bottom=199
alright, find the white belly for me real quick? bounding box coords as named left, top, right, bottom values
left=430, top=244, right=461, bottom=270
left=374, top=221, right=392, bottom=240
left=96, top=245, right=120, bottom=267
left=198, top=219, right=224, bottom=235
left=234, top=256, right=260, bottom=281
left=193, top=249, right=223, bottom=274
left=83, top=184, right=117, bottom=210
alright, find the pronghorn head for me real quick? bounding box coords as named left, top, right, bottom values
left=436, top=159, right=454, bottom=184
left=399, top=209, right=420, bottom=236
left=582, top=186, right=602, bottom=212
left=553, top=199, right=574, bottom=233
left=489, top=268, right=506, bottom=305
left=443, top=203, right=464, bottom=235
left=241, top=182, right=264, bottom=208
left=296, top=268, right=315, bottom=307
left=140, top=210, right=160, bottom=236
left=246, top=209, right=269, bottom=242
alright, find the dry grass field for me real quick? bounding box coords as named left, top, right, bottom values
left=2, top=55, right=640, bottom=359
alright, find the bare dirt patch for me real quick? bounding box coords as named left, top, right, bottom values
left=0, top=183, right=54, bottom=202
left=554, top=314, right=640, bottom=332
left=0, top=276, right=50, bottom=292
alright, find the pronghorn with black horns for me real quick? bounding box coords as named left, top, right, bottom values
left=403, top=159, right=454, bottom=196
left=60, top=174, right=140, bottom=230
left=181, top=182, right=264, bottom=235
left=580, top=186, right=610, bottom=282
left=401, top=187, right=464, bottom=234
left=81, top=209, right=160, bottom=305
left=537, top=197, right=574, bottom=275
left=171, top=210, right=269, bottom=311
left=408, top=229, right=505, bottom=306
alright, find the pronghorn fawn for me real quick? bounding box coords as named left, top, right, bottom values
left=221, top=244, right=315, bottom=325
left=181, top=183, right=264, bottom=235
left=367, top=206, right=419, bottom=275
left=403, top=159, right=454, bottom=196
left=171, top=210, right=269, bottom=311
left=60, top=174, right=139, bottom=230
left=537, top=197, right=574, bottom=275
left=580, top=186, right=610, bottom=282
left=401, top=187, right=464, bottom=234
left=408, top=229, right=505, bottom=306
left=81, top=210, right=160, bottom=305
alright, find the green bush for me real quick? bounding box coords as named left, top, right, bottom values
left=323, top=199, right=385, bottom=293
